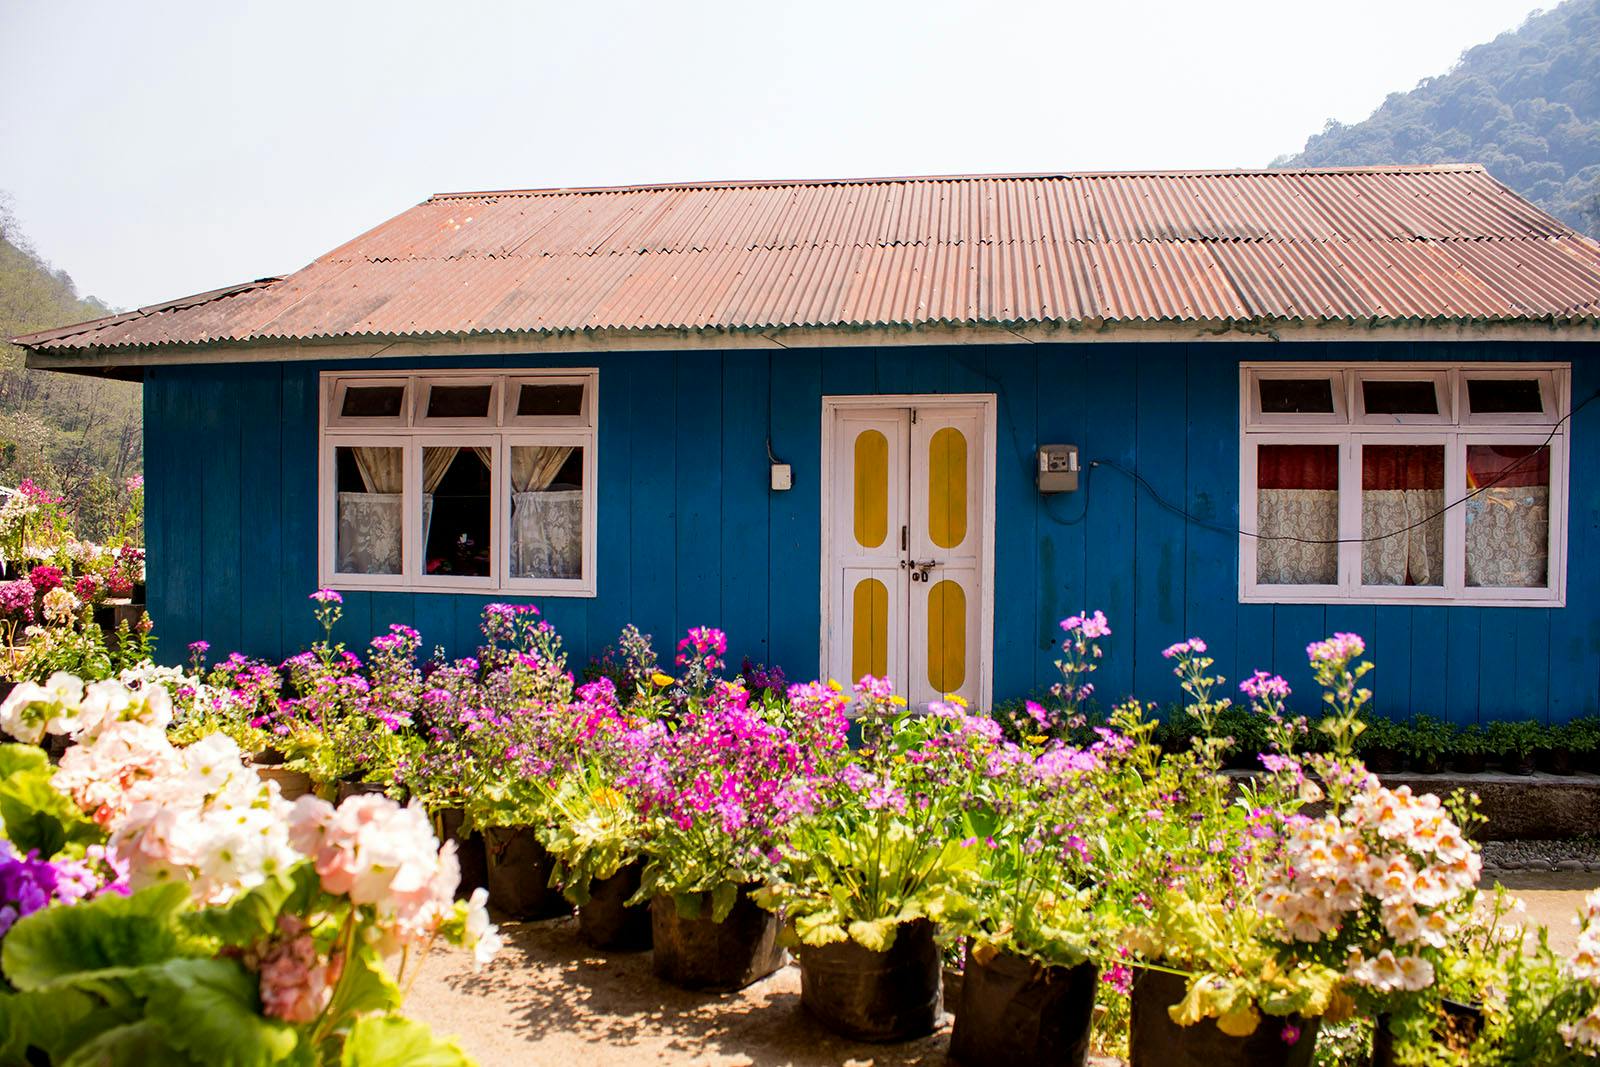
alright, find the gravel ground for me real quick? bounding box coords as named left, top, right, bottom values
left=1482, top=837, right=1600, bottom=873
left=406, top=872, right=1598, bottom=1066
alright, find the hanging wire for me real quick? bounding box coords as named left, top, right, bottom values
left=1045, top=388, right=1598, bottom=544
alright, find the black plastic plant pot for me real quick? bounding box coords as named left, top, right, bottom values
left=950, top=945, right=1098, bottom=1066
left=1370, top=1001, right=1482, bottom=1066
left=436, top=808, right=488, bottom=900
left=483, top=826, right=571, bottom=921
left=578, top=862, right=652, bottom=951
left=1412, top=753, right=1444, bottom=775
left=1542, top=747, right=1576, bottom=776
left=1506, top=752, right=1537, bottom=776
left=1129, top=968, right=1319, bottom=1067
left=1451, top=752, right=1486, bottom=774
left=650, top=888, right=787, bottom=992
left=1364, top=749, right=1402, bottom=776
left=796, top=918, right=943, bottom=1042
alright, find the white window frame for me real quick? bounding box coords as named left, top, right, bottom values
left=327, top=377, right=411, bottom=428
left=1240, top=362, right=1569, bottom=607
left=318, top=368, right=598, bottom=596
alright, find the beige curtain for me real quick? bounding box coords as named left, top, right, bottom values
left=512, top=445, right=574, bottom=492
left=1466, top=487, right=1550, bottom=588
left=422, top=447, right=457, bottom=493
left=353, top=447, right=403, bottom=493
left=1361, top=490, right=1446, bottom=586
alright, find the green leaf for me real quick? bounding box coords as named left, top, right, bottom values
left=328, top=945, right=403, bottom=1020
left=793, top=913, right=848, bottom=947
left=131, top=957, right=299, bottom=1067
left=0, top=986, right=102, bottom=1062
left=709, top=881, right=739, bottom=924
left=58, top=1019, right=200, bottom=1067
left=672, top=891, right=703, bottom=921
left=846, top=918, right=897, bottom=953
left=185, top=865, right=318, bottom=948
left=2, top=883, right=196, bottom=992
left=339, top=1015, right=473, bottom=1067
left=0, top=743, right=101, bottom=856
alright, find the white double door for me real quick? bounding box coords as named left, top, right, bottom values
left=826, top=400, right=989, bottom=707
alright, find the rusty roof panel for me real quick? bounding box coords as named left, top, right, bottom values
left=16, top=166, right=1600, bottom=354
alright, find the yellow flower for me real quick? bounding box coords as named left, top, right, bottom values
left=947, top=694, right=968, bottom=707
left=1026, top=734, right=1048, bottom=746
left=827, top=680, right=844, bottom=692
left=650, top=672, right=675, bottom=687
left=889, top=696, right=907, bottom=706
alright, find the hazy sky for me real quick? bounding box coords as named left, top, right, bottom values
left=1, top=0, right=1543, bottom=311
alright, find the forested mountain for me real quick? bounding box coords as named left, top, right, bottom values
left=1277, top=0, right=1600, bottom=237
left=0, top=198, right=140, bottom=539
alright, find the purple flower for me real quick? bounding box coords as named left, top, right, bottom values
left=1162, top=637, right=1207, bottom=659
left=310, top=588, right=343, bottom=605
left=1240, top=671, right=1291, bottom=700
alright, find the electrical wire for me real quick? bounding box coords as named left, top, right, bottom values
left=1051, top=389, right=1598, bottom=545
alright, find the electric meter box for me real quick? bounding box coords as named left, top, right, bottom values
left=1037, top=444, right=1080, bottom=493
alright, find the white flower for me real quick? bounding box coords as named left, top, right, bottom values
left=464, top=887, right=503, bottom=969
left=41, top=586, right=79, bottom=625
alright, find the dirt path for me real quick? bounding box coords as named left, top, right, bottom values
left=407, top=873, right=1599, bottom=1066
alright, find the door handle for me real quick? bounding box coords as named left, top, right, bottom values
left=906, top=559, right=942, bottom=581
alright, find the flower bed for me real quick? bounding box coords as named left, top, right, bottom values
left=8, top=592, right=1600, bottom=1065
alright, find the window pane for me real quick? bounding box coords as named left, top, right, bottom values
left=1259, top=378, right=1335, bottom=414
left=335, top=445, right=402, bottom=575
left=1361, top=445, right=1444, bottom=586
left=508, top=445, right=584, bottom=580
left=340, top=384, right=405, bottom=420
left=1466, top=444, right=1550, bottom=588
left=1362, top=379, right=1438, bottom=416
left=425, top=385, right=493, bottom=420
left=516, top=383, right=585, bottom=418
left=1467, top=378, right=1544, bottom=415
left=1256, top=444, right=1338, bottom=584
left=422, top=446, right=493, bottom=577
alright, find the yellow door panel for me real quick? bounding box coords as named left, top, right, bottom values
left=854, top=429, right=889, bottom=549
left=852, top=577, right=889, bottom=683
left=926, top=578, right=966, bottom=694
left=928, top=426, right=967, bottom=550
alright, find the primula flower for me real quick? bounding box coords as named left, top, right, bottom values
left=28, top=565, right=64, bottom=596
left=310, top=588, right=343, bottom=605
left=41, top=586, right=79, bottom=625
left=1162, top=637, right=1207, bottom=659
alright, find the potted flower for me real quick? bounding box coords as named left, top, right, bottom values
left=1399, top=714, right=1452, bottom=776
left=1541, top=721, right=1582, bottom=776
left=536, top=677, right=654, bottom=949
left=1356, top=715, right=1406, bottom=776
left=943, top=613, right=1111, bottom=1066
left=1449, top=724, right=1490, bottom=774
left=1110, top=639, right=1346, bottom=1067
left=626, top=662, right=844, bottom=992
left=1486, top=719, right=1545, bottom=776
left=756, top=678, right=978, bottom=1042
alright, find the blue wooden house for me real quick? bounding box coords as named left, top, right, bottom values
left=16, top=166, right=1600, bottom=722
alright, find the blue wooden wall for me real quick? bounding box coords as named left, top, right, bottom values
left=143, top=340, right=1600, bottom=723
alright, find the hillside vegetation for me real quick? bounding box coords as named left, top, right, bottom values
left=1277, top=0, right=1600, bottom=237
left=0, top=199, right=140, bottom=540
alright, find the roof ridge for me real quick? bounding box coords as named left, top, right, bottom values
left=426, top=165, right=1491, bottom=201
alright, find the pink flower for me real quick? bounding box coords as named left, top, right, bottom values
left=28, top=566, right=64, bottom=596
left=310, top=588, right=343, bottom=605
left=1162, top=637, right=1207, bottom=659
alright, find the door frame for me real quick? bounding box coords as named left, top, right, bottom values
left=818, top=393, right=998, bottom=710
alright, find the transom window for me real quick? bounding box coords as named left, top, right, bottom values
left=320, top=369, right=597, bottom=595
left=1240, top=364, right=1568, bottom=606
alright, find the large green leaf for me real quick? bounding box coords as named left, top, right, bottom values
left=0, top=743, right=101, bottom=857
left=1, top=882, right=194, bottom=991
left=326, top=946, right=403, bottom=1020
left=57, top=1019, right=199, bottom=1067
left=0, top=986, right=103, bottom=1062
left=339, top=1015, right=473, bottom=1067
left=133, top=958, right=300, bottom=1067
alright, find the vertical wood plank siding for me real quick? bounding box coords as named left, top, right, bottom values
left=143, top=342, right=1600, bottom=723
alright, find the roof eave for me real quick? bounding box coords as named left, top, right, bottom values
left=21, top=316, right=1600, bottom=379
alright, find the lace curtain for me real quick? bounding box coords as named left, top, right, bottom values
left=1466, top=486, right=1549, bottom=587
left=1256, top=489, right=1339, bottom=584
left=1360, top=445, right=1445, bottom=587
left=337, top=446, right=404, bottom=574
left=511, top=445, right=580, bottom=579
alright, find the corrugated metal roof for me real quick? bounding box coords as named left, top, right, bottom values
left=16, top=165, right=1600, bottom=355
